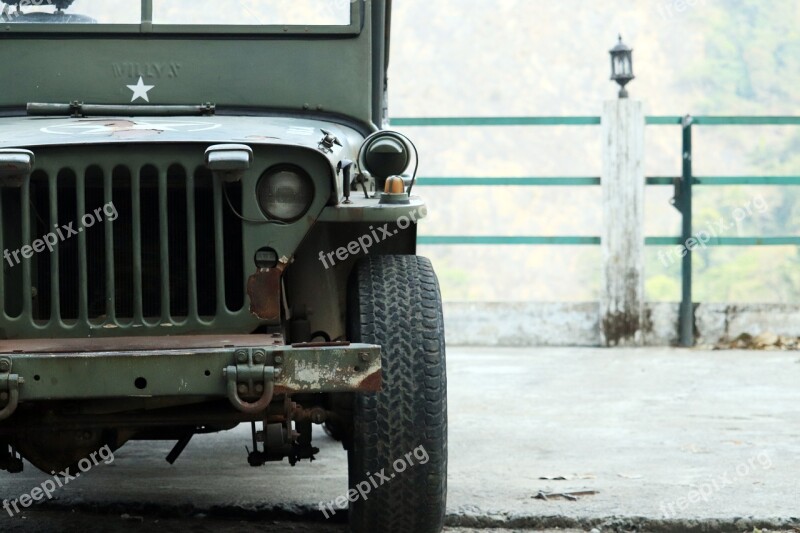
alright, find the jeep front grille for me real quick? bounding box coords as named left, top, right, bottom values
left=0, top=147, right=254, bottom=338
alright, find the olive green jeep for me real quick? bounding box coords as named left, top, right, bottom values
left=0, top=1, right=447, bottom=531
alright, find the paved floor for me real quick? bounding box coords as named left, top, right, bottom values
left=2, top=347, right=800, bottom=532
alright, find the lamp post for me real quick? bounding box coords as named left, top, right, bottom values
left=609, top=35, right=634, bottom=98
left=601, top=35, right=645, bottom=346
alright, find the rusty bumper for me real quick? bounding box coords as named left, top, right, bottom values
left=0, top=335, right=381, bottom=421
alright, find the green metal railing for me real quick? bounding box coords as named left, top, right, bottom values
left=391, top=115, right=800, bottom=346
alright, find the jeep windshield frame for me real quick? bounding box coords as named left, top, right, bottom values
left=0, top=0, right=387, bottom=128
left=0, top=0, right=363, bottom=35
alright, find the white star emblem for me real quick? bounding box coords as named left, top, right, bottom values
left=126, top=76, right=155, bottom=103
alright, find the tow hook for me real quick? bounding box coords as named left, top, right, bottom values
left=0, top=358, right=22, bottom=421
left=223, top=349, right=278, bottom=414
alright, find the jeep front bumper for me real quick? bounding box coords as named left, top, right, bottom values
left=0, top=335, right=381, bottom=421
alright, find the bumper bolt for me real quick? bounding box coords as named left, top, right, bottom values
left=255, top=384, right=264, bottom=394
left=359, top=352, right=370, bottom=362
left=0, top=392, right=7, bottom=402
left=253, top=351, right=265, bottom=364
left=238, top=384, right=249, bottom=395
left=236, top=350, right=248, bottom=363
left=0, top=361, right=9, bottom=373
left=274, top=356, right=283, bottom=365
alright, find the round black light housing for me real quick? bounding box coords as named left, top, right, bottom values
left=256, top=165, right=314, bottom=223
left=364, top=137, right=409, bottom=179
left=357, top=131, right=418, bottom=194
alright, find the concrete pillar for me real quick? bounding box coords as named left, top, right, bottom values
left=600, top=100, right=646, bottom=346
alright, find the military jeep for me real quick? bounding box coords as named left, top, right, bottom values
left=0, top=1, right=447, bottom=531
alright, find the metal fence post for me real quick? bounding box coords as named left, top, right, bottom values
left=600, top=100, right=646, bottom=346
left=679, top=115, right=694, bottom=346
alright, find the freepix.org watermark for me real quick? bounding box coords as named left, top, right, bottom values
left=658, top=194, right=768, bottom=267
left=3, top=444, right=115, bottom=517
left=317, top=206, right=428, bottom=269
left=659, top=451, right=772, bottom=518
left=3, top=202, right=118, bottom=269
left=656, top=0, right=708, bottom=20
left=318, top=445, right=429, bottom=519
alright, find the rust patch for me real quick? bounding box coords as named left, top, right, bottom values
left=247, top=263, right=287, bottom=321
left=273, top=385, right=293, bottom=396
left=358, top=369, right=382, bottom=392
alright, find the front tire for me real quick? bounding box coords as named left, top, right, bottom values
left=347, top=255, right=447, bottom=533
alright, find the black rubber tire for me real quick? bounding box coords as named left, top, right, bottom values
left=346, top=255, right=447, bottom=533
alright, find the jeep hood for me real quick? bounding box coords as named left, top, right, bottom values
left=0, top=115, right=363, bottom=156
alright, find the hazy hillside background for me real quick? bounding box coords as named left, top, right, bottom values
left=390, top=0, right=800, bottom=303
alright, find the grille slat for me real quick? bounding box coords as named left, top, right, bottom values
left=48, top=171, right=60, bottom=321
left=194, top=168, right=218, bottom=318
left=2, top=186, right=23, bottom=319
left=111, top=166, right=133, bottom=321
left=139, top=165, right=161, bottom=319
left=20, top=177, right=32, bottom=320
left=158, top=166, right=171, bottom=322
left=103, top=166, right=116, bottom=322
left=131, top=170, right=144, bottom=323
left=76, top=174, right=89, bottom=322
left=84, top=166, right=106, bottom=321
left=185, top=171, right=198, bottom=321
left=212, top=178, right=226, bottom=315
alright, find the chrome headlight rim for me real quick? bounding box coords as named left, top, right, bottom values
left=256, top=164, right=315, bottom=223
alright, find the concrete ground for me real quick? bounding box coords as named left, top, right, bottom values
left=2, top=347, right=800, bottom=532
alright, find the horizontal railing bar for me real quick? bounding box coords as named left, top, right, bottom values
left=417, top=177, right=601, bottom=186
left=646, top=116, right=684, bottom=125
left=646, top=116, right=800, bottom=125
left=646, top=177, right=678, bottom=185
left=418, top=236, right=800, bottom=246
left=417, top=236, right=601, bottom=245
left=666, top=237, right=800, bottom=246
left=697, top=176, right=800, bottom=185
left=692, top=116, right=800, bottom=126
left=391, top=116, right=800, bottom=127
left=646, top=237, right=683, bottom=245
left=390, top=117, right=601, bottom=127
left=647, top=237, right=800, bottom=246
left=416, top=176, right=800, bottom=187
left=647, top=176, right=800, bottom=185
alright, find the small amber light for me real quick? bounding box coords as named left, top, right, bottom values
left=384, top=176, right=405, bottom=194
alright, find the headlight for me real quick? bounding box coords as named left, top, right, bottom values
left=256, top=165, right=314, bottom=222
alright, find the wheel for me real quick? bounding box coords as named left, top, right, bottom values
left=346, top=255, right=447, bottom=533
